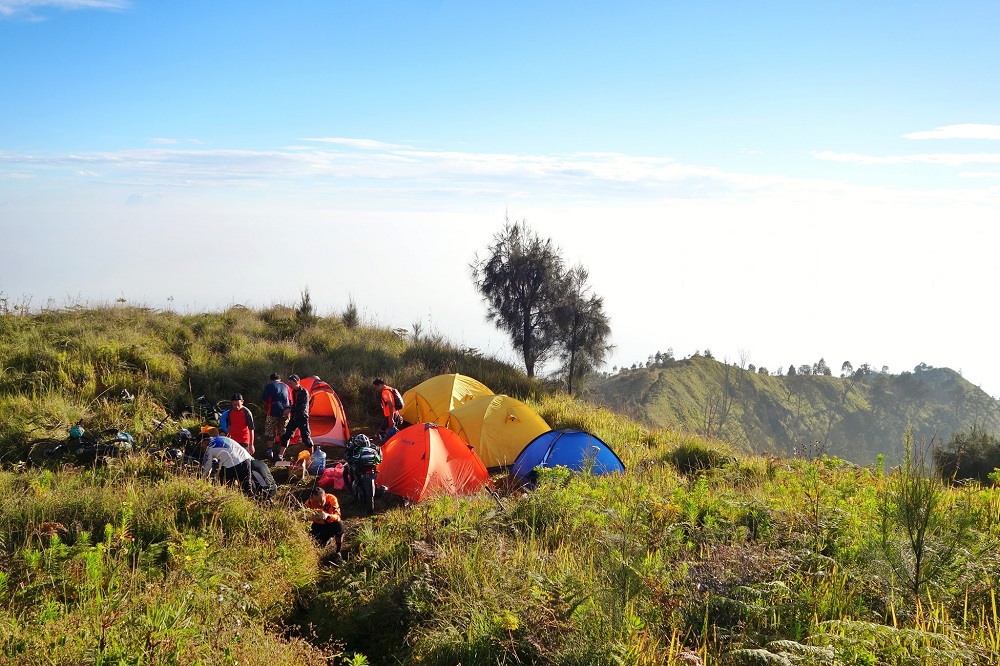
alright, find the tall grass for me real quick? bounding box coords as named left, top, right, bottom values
left=4, top=305, right=1000, bottom=665
left=0, top=303, right=533, bottom=459
left=297, top=434, right=1000, bottom=665
left=0, top=456, right=337, bottom=665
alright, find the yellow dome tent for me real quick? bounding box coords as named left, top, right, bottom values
left=443, top=394, right=549, bottom=468
left=401, top=373, right=494, bottom=425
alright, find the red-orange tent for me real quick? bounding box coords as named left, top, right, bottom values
left=287, top=376, right=351, bottom=447
left=379, top=423, right=491, bottom=502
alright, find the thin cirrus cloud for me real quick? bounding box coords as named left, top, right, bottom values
left=813, top=151, right=1000, bottom=166
left=3, top=140, right=999, bottom=209
left=0, top=0, right=128, bottom=18
left=903, top=124, right=1000, bottom=141
left=0, top=141, right=773, bottom=200
left=812, top=124, right=1000, bottom=173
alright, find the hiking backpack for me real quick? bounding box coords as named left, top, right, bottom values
left=390, top=386, right=404, bottom=411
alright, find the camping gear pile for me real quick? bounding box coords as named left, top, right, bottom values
left=343, top=434, right=383, bottom=514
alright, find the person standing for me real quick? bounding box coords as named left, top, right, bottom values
left=277, top=374, right=312, bottom=461
left=373, top=378, right=402, bottom=441
left=304, top=486, right=344, bottom=561
left=261, top=373, right=291, bottom=461
left=202, top=435, right=253, bottom=493
left=220, top=393, right=255, bottom=455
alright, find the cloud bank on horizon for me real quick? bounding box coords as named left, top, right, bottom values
left=3, top=124, right=1000, bottom=397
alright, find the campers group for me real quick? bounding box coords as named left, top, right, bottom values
left=199, top=373, right=402, bottom=560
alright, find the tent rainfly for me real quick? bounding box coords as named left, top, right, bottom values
left=512, top=428, right=625, bottom=480
left=400, top=373, right=494, bottom=425
left=378, top=423, right=491, bottom=502
left=443, top=394, right=549, bottom=468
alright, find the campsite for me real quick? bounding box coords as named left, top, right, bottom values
left=2, top=304, right=1000, bottom=666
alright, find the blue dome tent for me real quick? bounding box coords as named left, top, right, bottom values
left=512, top=428, right=625, bottom=480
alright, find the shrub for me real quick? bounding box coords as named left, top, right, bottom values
left=665, top=440, right=736, bottom=476
left=934, top=424, right=1000, bottom=483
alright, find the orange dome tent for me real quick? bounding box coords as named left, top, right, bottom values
left=379, top=423, right=491, bottom=502
left=400, top=373, right=494, bottom=425
left=287, top=375, right=351, bottom=447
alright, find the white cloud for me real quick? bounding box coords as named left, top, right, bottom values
left=4, top=138, right=1000, bottom=397
left=813, top=150, right=1000, bottom=166
left=3, top=141, right=1000, bottom=212
left=0, top=145, right=760, bottom=198
left=0, top=0, right=128, bottom=18
left=904, top=124, right=1000, bottom=141
left=299, top=137, right=409, bottom=150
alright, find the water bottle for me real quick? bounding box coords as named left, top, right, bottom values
left=309, top=447, right=327, bottom=475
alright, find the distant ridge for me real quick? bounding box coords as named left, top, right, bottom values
left=586, top=356, right=1000, bottom=463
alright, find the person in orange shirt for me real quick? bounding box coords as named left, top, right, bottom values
left=373, top=378, right=402, bottom=441
left=304, top=486, right=344, bottom=562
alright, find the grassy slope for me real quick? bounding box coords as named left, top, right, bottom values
left=0, top=457, right=333, bottom=664
left=0, top=304, right=538, bottom=461
left=588, top=356, right=1000, bottom=464
left=1, top=306, right=999, bottom=665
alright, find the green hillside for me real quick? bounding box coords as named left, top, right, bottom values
left=587, top=356, right=1000, bottom=463
left=2, top=305, right=1000, bottom=665
left=0, top=303, right=540, bottom=461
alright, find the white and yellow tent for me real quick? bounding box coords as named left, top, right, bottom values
left=401, top=373, right=494, bottom=425
left=443, top=394, right=549, bottom=468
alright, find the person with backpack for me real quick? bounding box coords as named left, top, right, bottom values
left=373, top=378, right=403, bottom=441
left=277, top=374, right=313, bottom=462
left=219, top=393, right=255, bottom=455
left=261, top=373, right=291, bottom=461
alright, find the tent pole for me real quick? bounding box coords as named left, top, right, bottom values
left=487, top=487, right=504, bottom=512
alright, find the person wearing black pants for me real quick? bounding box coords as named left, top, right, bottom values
left=277, top=373, right=313, bottom=461
left=305, top=487, right=344, bottom=562
left=202, top=435, right=253, bottom=494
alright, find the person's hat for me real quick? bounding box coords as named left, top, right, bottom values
left=231, top=392, right=243, bottom=401
left=288, top=373, right=300, bottom=382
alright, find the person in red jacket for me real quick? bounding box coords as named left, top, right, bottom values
left=220, top=393, right=255, bottom=455
left=373, top=378, right=402, bottom=441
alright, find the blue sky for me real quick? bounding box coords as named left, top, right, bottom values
left=3, top=1, right=1000, bottom=400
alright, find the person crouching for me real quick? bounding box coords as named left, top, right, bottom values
left=202, top=435, right=253, bottom=493
left=304, top=486, right=344, bottom=562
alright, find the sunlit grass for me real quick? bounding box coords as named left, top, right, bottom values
left=0, top=458, right=336, bottom=665
left=4, top=304, right=1000, bottom=664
